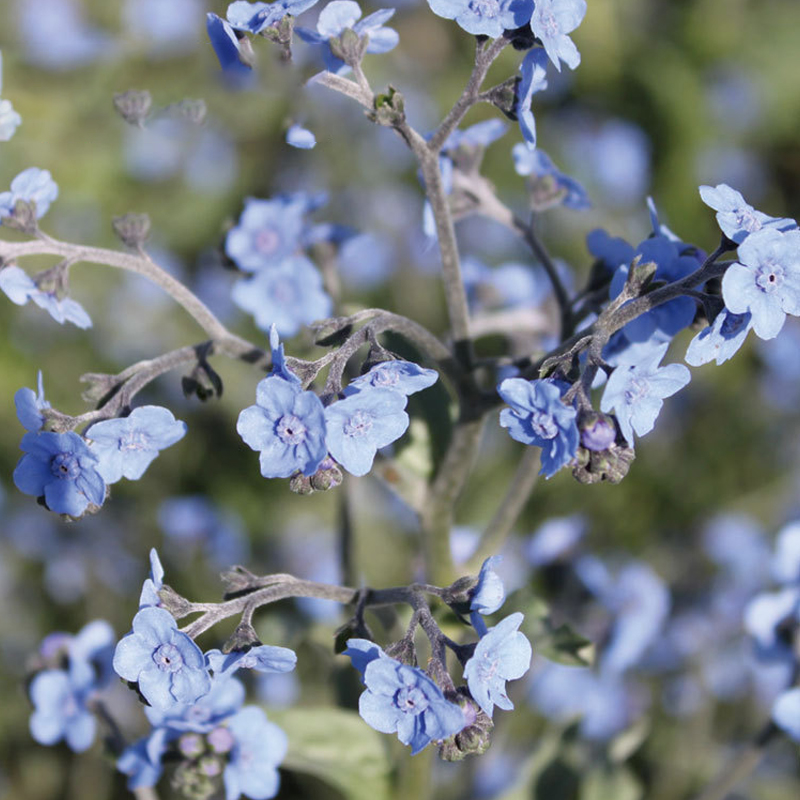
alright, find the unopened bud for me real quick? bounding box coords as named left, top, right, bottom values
left=309, top=457, right=343, bottom=491
left=113, top=90, right=152, bottom=127
left=3, top=199, right=39, bottom=234
left=289, top=471, right=314, bottom=495
left=438, top=690, right=493, bottom=761
left=112, top=213, right=151, bottom=248
left=579, top=412, right=616, bottom=452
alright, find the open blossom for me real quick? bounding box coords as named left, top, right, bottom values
left=0, top=167, right=59, bottom=221
left=515, top=48, right=549, bottom=149
left=15, top=371, right=50, bottom=432
left=530, top=0, right=587, bottom=72
left=227, top=0, right=320, bottom=33
left=0, top=51, right=22, bottom=141
left=427, top=0, right=533, bottom=38
left=0, top=265, right=92, bottom=328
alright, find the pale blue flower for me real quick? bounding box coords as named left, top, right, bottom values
left=529, top=0, right=587, bottom=72
left=345, top=360, right=438, bottom=397
left=685, top=308, right=752, bottom=367
left=515, top=48, right=548, bottom=148
left=286, top=124, right=316, bottom=149
left=427, top=0, right=533, bottom=38
left=14, top=371, right=50, bottom=432
left=0, top=265, right=92, bottom=328
left=0, top=167, right=59, bottom=221
left=205, top=645, right=297, bottom=678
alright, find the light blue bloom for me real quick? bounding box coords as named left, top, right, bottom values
left=144, top=675, right=246, bottom=732
left=498, top=377, right=579, bottom=478
left=685, top=308, right=752, bottom=367
left=515, top=48, right=548, bottom=148
left=526, top=515, right=585, bottom=566
left=206, top=645, right=297, bottom=678
left=14, top=431, right=105, bottom=516
left=206, top=13, right=254, bottom=86
left=0, top=51, right=22, bottom=141
left=14, top=371, right=50, bottom=432
left=722, top=228, right=800, bottom=340
left=345, top=360, right=438, bottom=397
left=0, top=265, right=92, bottom=328
left=464, top=612, right=531, bottom=717
left=231, top=255, right=332, bottom=337
left=223, top=706, right=288, bottom=800
left=586, top=228, right=635, bottom=274
left=512, top=143, right=590, bottom=210
left=772, top=687, right=800, bottom=742
left=743, top=587, right=800, bottom=657
left=343, top=638, right=388, bottom=679
left=772, top=522, right=800, bottom=585
left=699, top=183, right=796, bottom=245
left=0, top=167, right=59, bottom=221
left=237, top=375, right=328, bottom=478
left=138, top=548, right=165, bottom=609
left=600, top=342, right=691, bottom=445
left=117, top=728, right=169, bottom=790
left=529, top=0, right=587, bottom=72
left=470, top=556, right=505, bottom=616
left=227, top=0, right=320, bottom=33
left=286, top=123, right=316, bottom=149
left=113, top=607, right=211, bottom=711
left=324, top=388, right=409, bottom=476
left=355, top=656, right=465, bottom=754
left=86, top=407, right=187, bottom=484
left=426, top=0, right=533, bottom=38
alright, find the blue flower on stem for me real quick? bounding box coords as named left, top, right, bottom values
left=223, top=706, right=288, bottom=800
left=139, top=548, right=165, bottom=609
left=0, top=265, right=92, bottom=328
left=343, top=638, right=388, bottom=678
left=529, top=0, right=587, bottom=72
left=586, top=228, right=635, bottom=274
left=0, top=167, right=59, bottom=221
left=699, top=183, right=796, bottom=245
left=14, top=431, right=106, bottom=516
left=512, top=143, right=591, bottom=210
left=600, top=342, right=691, bottom=445
left=470, top=556, right=506, bottom=619
left=15, top=371, right=50, bottom=432
left=86, top=406, right=187, bottom=484
left=206, top=13, right=254, bottom=86
left=350, top=648, right=466, bottom=754
left=205, top=645, right=298, bottom=679
left=113, top=607, right=211, bottom=711
left=227, top=0, right=320, bottom=33
left=721, top=228, right=800, bottom=340
left=498, top=377, right=579, bottom=478
left=324, top=388, right=409, bottom=476
left=464, top=612, right=532, bottom=717
left=117, top=728, right=169, bottom=791
left=685, top=308, right=753, bottom=367
left=0, top=51, right=22, bottom=141
left=237, top=375, right=327, bottom=478
left=426, top=0, right=533, bottom=38
left=515, top=48, right=548, bottom=149
left=345, top=360, right=438, bottom=397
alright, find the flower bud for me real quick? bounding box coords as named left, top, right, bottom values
left=112, top=213, right=151, bottom=248
left=437, top=690, right=493, bottom=761
left=579, top=411, right=617, bottom=452
left=309, top=457, right=343, bottom=491
left=112, top=90, right=152, bottom=127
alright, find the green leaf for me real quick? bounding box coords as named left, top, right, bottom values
left=270, top=707, right=392, bottom=800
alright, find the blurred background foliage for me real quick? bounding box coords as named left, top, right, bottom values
left=0, top=0, right=799, bottom=798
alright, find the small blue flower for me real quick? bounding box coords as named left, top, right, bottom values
left=721, top=228, right=800, bottom=340
left=0, top=51, right=22, bottom=141
left=15, top=371, right=50, bottom=432
left=529, top=0, right=587, bottom=72
left=743, top=587, right=800, bottom=657
left=117, top=728, right=169, bottom=791
left=268, top=324, right=302, bottom=385
left=772, top=522, right=800, bottom=585
left=498, top=377, right=579, bottom=478
left=296, top=1, right=399, bottom=75
left=443, top=119, right=508, bottom=151
left=512, top=144, right=591, bottom=210
left=231, top=255, right=332, bottom=337
left=324, top=388, right=409, bottom=476
left=526, top=515, right=585, bottom=566
left=345, top=360, right=438, bottom=397
left=343, top=638, right=388, bottom=679
left=463, top=612, right=532, bottom=717
left=0, top=265, right=92, bottom=328
left=600, top=342, right=691, bottom=445
left=0, top=167, right=59, bottom=221
left=206, top=645, right=297, bottom=679
left=685, top=308, right=752, bottom=367
left=113, top=607, right=211, bottom=711
left=139, top=548, right=165, bottom=609
left=586, top=228, right=635, bottom=274
left=206, top=13, right=254, bottom=86
left=515, top=48, right=549, bottom=149
left=470, top=556, right=506, bottom=616
left=29, top=664, right=97, bottom=753
left=86, top=406, right=187, bottom=484
left=699, top=183, right=796, bottom=245
left=237, top=375, right=328, bottom=478
left=772, top=687, right=800, bottom=742
left=223, top=706, right=288, bottom=800
left=286, top=123, right=316, bottom=149
left=14, top=431, right=105, bottom=516
left=426, top=0, right=533, bottom=38
left=227, top=0, right=320, bottom=32
left=355, top=656, right=465, bottom=754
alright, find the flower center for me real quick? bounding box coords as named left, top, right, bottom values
left=734, top=208, right=760, bottom=232
left=276, top=414, right=307, bottom=445
left=395, top=686, right=429, bottom=715
left=255, top=228, right=281, bottom=256
left=153, top=643, right=184, bottom=673
left=119, top=430, right=149, bottom=451
left=469, top=0, right=499, bottom=18
left=755, top=262, right=783, bottom=293
left=624, top=377, right=650, bottom=404
left=50, top=452, right=80, bottom=480
left=530, top=410, right=558, bottom=440
left=344, top=410, right=373, bottom=438
left=537, top=11, right=559, bottom=36
left=271, top=277, right=298, bottom=304
left=372, top=368, right=399, bottom=387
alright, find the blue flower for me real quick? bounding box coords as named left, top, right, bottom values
left=113, top=607, right=211, bottom=711
left=443, top=119, right=508, bottom=151
left=237, top=375, right=328, bottom=478
left=0, top=51, right=22, bottom=141
left=14, top=431, right=106, bottom=516
left=743, top=587, right=800, bottom=657
left=772, top=522, right=800, bottom=585
left=267, top=324, right=302, bottom=385
left=296, top=1, right=399, bottom=75
left=67, top=619, right=116, bottom=688
left=498, top=377, right=579, bottom=478
left=515, top=48, right=548, bottom=149
left=324, top=388, right=409, bottom=476
left=463, top=612, right=531, bottom=717
left=699, top=183, right=796, bottom=245
left=526, top=515, right=585, bottom=566
left=206, top=645, right=297, bottom=679
left=343, top=638, right=388, bottom=679
left=117, top=728, right=169, bottom=790
left=227, top=0, right=320, bottom=33
left=86, top=406, right=187, bottom=485
left=0, top=265, right=92, bottom=328
left=345, top=360, right=438, bottom=397
left=721, top=228, right=800, bottom=340
left=529, top=0, right=587, bottom=72
left=15, top=371, right=50, bottom=432
left=231, top=255, right=332, bottom=337
left=354, top=656, right=465, bottom=754
left=226, top=196, right=308, bottom=271
left=286, top=123, right=316, bottom=149
left=426, top=0, right=533, bottom=38
left=600, top=342, right=691, bottom=445
left=512, top=143, right=591, bottom=210
left=772, top=687, right=800, bottom=742
left=470, top=556, right=506, bottom=616
left=685, top=308, right=753, bottom=367
left=0, top=167, right=59, bottom=221
left=29, top=665, right=97, bottom=752
left=139, top=548, right=165, bottom=609
left=206, top=13, right=254, bottom=86
left=586, top=228, right=635, bottom=274
left=223, top=706, right=288, bottom=800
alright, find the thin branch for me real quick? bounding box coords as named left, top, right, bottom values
left=307, top=70, right=373, bottom=109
